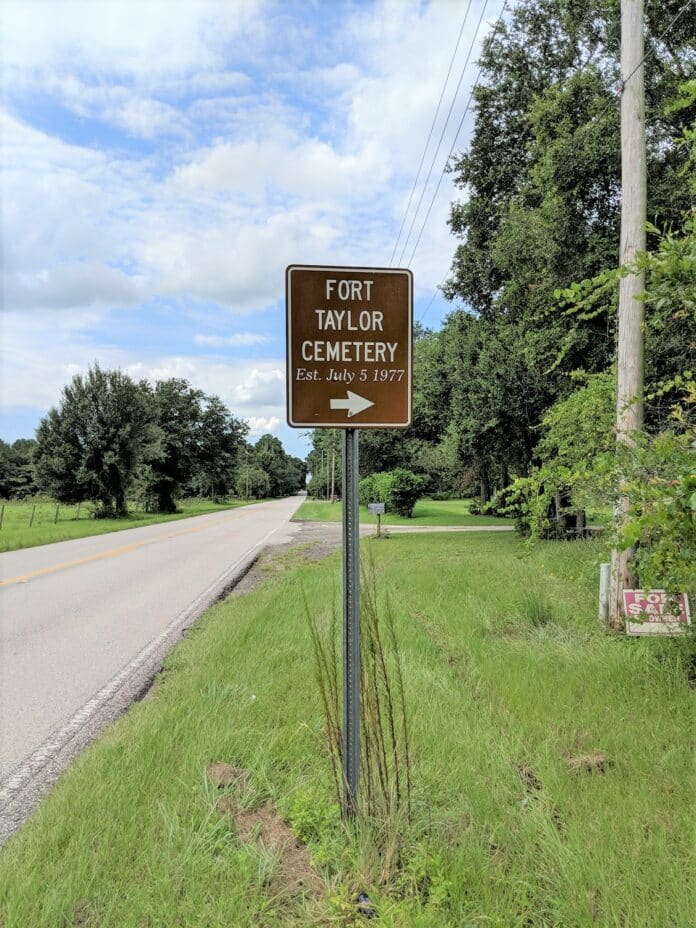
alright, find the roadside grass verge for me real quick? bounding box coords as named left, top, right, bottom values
left=0, top=533, right=692, bottom=926
left=0, top=498, right=262, bottom=553
left=293, top=496, right=510, bottom=527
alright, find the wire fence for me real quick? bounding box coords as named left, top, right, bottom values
left=0, top=496, right=249, bottom=531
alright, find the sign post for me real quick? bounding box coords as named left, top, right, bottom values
left=342, top=428, right=360, bottom=814
left=286, top=265, right=412, bottom=817
left=367, top=502, right=385, bottom=538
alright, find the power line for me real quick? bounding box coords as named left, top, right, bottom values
left=389, top=0, right=475, bottom=266
left=395, top=0, right=491, bottom=267
left=405, top=0, right=510, bottom=270
left=415, top=0, right=675, bottom=325
left=619, top=0, right=694, bottom=92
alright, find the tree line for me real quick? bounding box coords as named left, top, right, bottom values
left=308, top=0, right=694, bottom=589
left=0, top=364, right=306, bottom=515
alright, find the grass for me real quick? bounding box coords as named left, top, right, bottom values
left=0, top=497, right=262, bottom=553
left=293, top=496, right=511, bottom=527
left=0, top=533, right=692, bottom=926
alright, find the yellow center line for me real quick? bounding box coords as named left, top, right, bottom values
left=0, top=507, right=270, bottom=588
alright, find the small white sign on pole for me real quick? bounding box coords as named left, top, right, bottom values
left=367, top=502, right=385, bottom=515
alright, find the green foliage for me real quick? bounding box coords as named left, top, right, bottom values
left=33, top=364, right=160, bottom=515
left=0, top=438, right=37, bottom=499
left=306, top=429, right=341, bottom=499
left=190, top=395, right=248, bottom=500
left=233, top=461, right=270, bottom=500
left=137, top=384, right=249, bottom=511
left=617, top=428, right=695, bottom=597
left=359, top=468, right=426, bottom=518
left=138, top=379, right=206, bottom=512
left=28, top=365, right=298, bottom=513
left=253, top=434, right=305, bottom=497
left=486, top=371, right=616, bottom=537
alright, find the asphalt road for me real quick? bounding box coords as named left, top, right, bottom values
left=0, top=496, right=302, bottom=841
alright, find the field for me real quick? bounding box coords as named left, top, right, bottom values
left=1, top=531, right=692, bottom=927
left=0, top=497, right=260, bottom=553
left=293, top=496, right=511, bottom=526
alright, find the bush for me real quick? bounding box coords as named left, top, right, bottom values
left=358, top=468, right=426, bottom=518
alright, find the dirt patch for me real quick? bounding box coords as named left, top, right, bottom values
left=71, top=900, right=91, bottom=926
left=564, top=753, right=613, bottom=775
left=229, top=521, right=343, bottom=599
left=220, top=800, right=324, bottom=899
left=515, top=763, right=543, bottom=793
left=207, top=762, right=249, bottom=791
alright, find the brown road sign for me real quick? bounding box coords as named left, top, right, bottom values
left=286, top=265, right=412, bottom=428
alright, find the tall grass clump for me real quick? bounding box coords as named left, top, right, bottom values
left=305, top=553, right=413, bottom=828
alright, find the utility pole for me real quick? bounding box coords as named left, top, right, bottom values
left=245, top=446, right=250, bottom=500
left=609, top=0, right=647, bottom=630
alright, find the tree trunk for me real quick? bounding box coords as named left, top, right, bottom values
left=576, top=509, right=586, bottom=538
left=479, top=472, right=490, bottom=507
left=553, top=489, right=563, bottom=538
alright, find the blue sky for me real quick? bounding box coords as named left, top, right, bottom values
left=1, top=0, right=500, bottom=458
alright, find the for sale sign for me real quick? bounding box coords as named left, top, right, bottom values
left=623, top=590, right=691, bottom=635
left=286, top=265, right=412, bottom=428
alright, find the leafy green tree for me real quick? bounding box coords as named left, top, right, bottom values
left=233, top=461, right=271, bottom=499
left=438, top=0, right=694, bottom=507
left=0, top=439, right=37, bottom=498
left=191, top=395, right=248, bottom=500
left=34, top=364, right=160, bottom=515
left=0, top=441, right=20, bottom=499
left=254, top=434, right=305, bottom=496
left=140, top=379, right=205, bottom=512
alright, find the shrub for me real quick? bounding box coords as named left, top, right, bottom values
left=358, top=468, right=426, bottom=518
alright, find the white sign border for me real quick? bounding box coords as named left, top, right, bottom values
left=623, top=589, right=691, bottom=636
left=286, top=264, right=413, bottom=429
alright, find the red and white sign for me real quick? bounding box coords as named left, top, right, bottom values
left=623, top=590, right=691, bottom=636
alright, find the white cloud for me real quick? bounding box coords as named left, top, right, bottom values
left=246, top=415, right=281, bottom=435
left=194, top=333, right=269, bottom=347
left=231, top=366, right=284, bottom=406
left=1, top=0, right=505, bottom=449
left=3, top=0, right=266, bottom=82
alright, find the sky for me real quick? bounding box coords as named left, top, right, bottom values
left=1, top=0, right=504, bottom=458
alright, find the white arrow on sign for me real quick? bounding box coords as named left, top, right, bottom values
left=330, top=391, right=374, bottom=418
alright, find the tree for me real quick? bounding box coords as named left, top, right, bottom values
left=34, top=364, right=160, bottom=514
left=190, top=395, right=248, bottom=500
left=0, top=439, right=37, bottom=499
left=436, top=0, right=694, bottom=508
left=254, top=434, right=306, bottom=496
left=140, top=379, right=205, bottom=512
left=234, top=461, right=271, bottom=499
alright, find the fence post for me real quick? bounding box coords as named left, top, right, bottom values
left=54, top=504, right=60, bottom=524
left=29, top=503, right=36, bottom=528
left=0, top=504, right=4, bottom=530
left=76, top=501, right=81, bottom=520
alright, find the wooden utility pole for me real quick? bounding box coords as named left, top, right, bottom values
left=609, top=0, right=647, bottom=629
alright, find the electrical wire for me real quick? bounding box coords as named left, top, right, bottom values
left=389, top=0, right=475, bottom=266
left=619, top=0, right=694, bottom=92
left=405, top=0, right=510, bottom=270
left=416, top=0, right=690, bottom=324
left=395, top=0, right=491, bottom=267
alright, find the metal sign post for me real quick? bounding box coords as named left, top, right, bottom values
left=342, top=428, right=360, bottom=816
left=286, top=264, right=412, bottom=818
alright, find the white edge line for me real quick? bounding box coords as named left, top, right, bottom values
left=0, top=524, right=281, bottom=807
